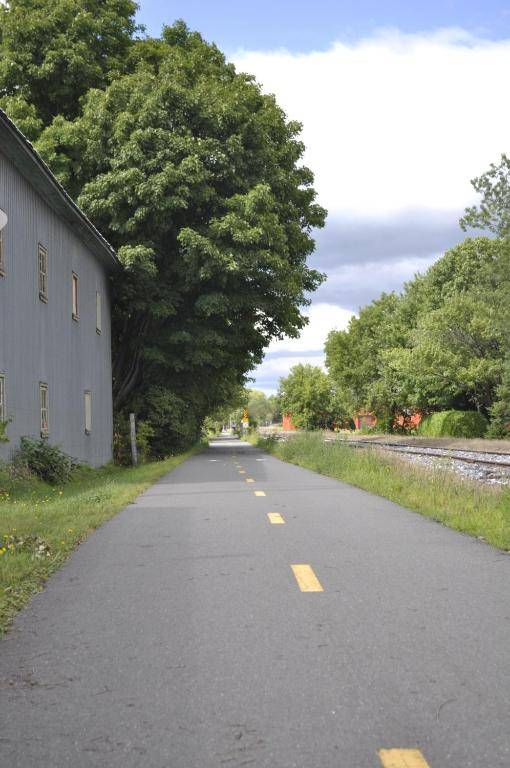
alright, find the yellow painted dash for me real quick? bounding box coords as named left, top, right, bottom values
left=378, top=749, right=430, bottom=768
left=238, top=470, right=246, bottom=474
left=254, top=491, right=266, bottom=497
left=245, top=478, right=255, bottom=483
left=268, top=512, right=285, bottom=525
left=291, top=564, right=323, bottom=592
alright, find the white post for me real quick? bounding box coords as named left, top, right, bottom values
left=129, top=412, right=138, bottom=466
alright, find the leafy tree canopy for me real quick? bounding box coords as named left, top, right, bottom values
left=0, top=0, right=139, bottom=126
left=204, top=387, right=277, bottom=433
left=326, top=237, right=510, bottom=428
left=0, top=17, right=325, bottom=450
left=278, top=364, right=334, bottom=430
left=244, top=389, right=275, bottom=426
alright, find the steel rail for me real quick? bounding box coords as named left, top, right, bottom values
left=324, top=438, right=510, bottom=469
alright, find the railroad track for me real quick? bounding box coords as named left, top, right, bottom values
left=323, top=438, right=510, bottom=469
left=265, top=431, right=510, bottom=470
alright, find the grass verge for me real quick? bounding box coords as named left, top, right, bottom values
left=255, top=432, right=510, bottom=550
left=0, top=447, right=199, bottom=634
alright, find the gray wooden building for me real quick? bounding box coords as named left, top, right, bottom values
left=0, top=109, right=118, bottom=467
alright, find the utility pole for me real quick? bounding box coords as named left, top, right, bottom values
left=129, top=412, right=138, bottom=466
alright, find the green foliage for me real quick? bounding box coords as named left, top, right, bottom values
left=0, top=419, right=10, bottom=444
left=244, top=390, right=275, bottom=427
left=0, top=95, right=43, bottom=141
left=267, top=394, right=282, bottom=424
left=203, top=386, right=249, bottom=434
left=14, top=437, right=78, bottom=483
left=12, top=20, right=325, bottom=453
left=325, top=237, right=510, bottom=431
left=0, top=0, right=139, bottom=126
left=205, top=387, right=278, bottom=433
left=408, top=293, right=504, bottom=412
left=113, top=415, right=156, bottom=465
left=141, top=387, right=204, bottom=455
left=325, top=292, right=407, bottom=419
left=278, top=364, right=336, bottom=430
left=487, top=359, right=510, bottom=438
left=460, top=153, right=510, bottom=237
left=417, top=410, right=488, bottom=438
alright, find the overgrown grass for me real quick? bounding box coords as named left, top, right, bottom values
left=256, top=432, right=510, bottom=550
left=0, top=448, right=199, bottom=634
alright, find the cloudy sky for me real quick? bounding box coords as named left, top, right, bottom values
left=138, top=2, right=510, bottom=393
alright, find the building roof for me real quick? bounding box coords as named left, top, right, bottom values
left=0, top=109, right=118, bottom=271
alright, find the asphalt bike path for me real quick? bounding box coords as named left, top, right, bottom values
left=0, top=437, right=508, bottom=767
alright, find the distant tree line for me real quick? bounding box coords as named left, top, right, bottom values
left=205, top=388, right=281, bottom=433
left=277, top=161, right=510, bottom=437
left=0, top=1, right=325, bottom=454
left=325, top=236, right=510, bottom=436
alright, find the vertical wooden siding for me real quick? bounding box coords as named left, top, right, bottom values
left=0, top=152, right=113, bottom=467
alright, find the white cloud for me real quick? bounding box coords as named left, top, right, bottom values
left=233, top=29, right=510, bottom=217
left=234, top=29, right=510, bottom=391
left=250, top=354, right=326, bottom=396
left=251, top=303, right=353, bottom=394
left=267, top=302, right=353, bottom=353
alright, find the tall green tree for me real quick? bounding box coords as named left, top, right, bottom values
left=245, top=390, right=275, bottom=426
left=325, top=292, right=407, bottom=419
left=28, top=22, right=325, bottom=449
left=278, top=364, right=334, bottom=430
left=407, top=293, right=505, bottom=414
left=267, top=394, right=282, bottom=424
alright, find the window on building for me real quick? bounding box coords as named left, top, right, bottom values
left=84, top=391, right=92, bottom=434
left=39, top=383, right=49, bottom=436
left=96, top=292, right=102, bottom=334
left=0, top=230, right=5, bottom=277
left=72, top=272, right=79, bottom=320
left=0, top=375, right=5, bottom=421
left=38, top=244, right=48, bottom=302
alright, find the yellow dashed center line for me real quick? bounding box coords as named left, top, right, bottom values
left=268, top=512, right=285, bottom=525
left=290, top=564, right=323, bottom=592
left=238, top=470, right=246, bottom=474
left=378, top=749, right=431, bottom=768
left=254, top=491, right=266, bottom=497
left=245, top=478, right=255, bottom=483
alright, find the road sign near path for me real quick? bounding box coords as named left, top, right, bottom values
left=0, top=436, right=508, bottom=767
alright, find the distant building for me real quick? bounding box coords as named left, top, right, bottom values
left=354, top=410, right=377, bottom=430
left=282, top=413, right=297, bottom=431
left=0, top=109, right=119, bottom=466
left=394, top=411, right=422, bottom=430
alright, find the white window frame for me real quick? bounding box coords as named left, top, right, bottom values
left=39, top=382, right=49, bottom=436
left=0, top=229, right=5, bottom=277
left=38, top=244, right=48, bottom=302
left=96, top=291, right=102, bottom=334
left=0, top=375, right=5, bottom=421
left=84, top=390, right=92, bottom=434
left=72, top=272, right=79, bottom=321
